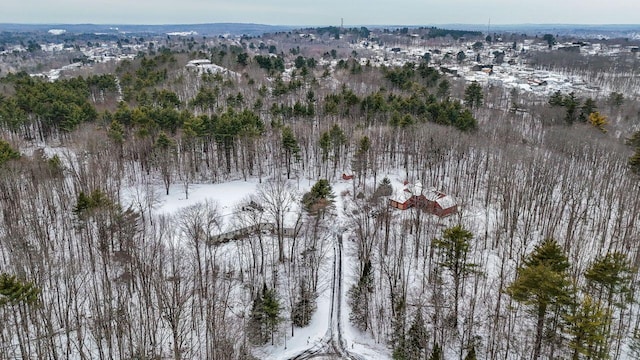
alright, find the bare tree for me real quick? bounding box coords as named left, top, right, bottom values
left=256, top=177, right=298, bottom=263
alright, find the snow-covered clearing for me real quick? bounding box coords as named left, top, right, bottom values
left=120, top=176, right=391, bottom=359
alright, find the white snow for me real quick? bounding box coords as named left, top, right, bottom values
left=254, top=283, right=332, bottom=359
left=155, top=180, right=260, bottom=215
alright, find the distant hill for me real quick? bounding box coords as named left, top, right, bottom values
left=1, top=22, right=639, bottom=39
left=0, top=23, right=296, bottom=36
left=436, top=23, right=640, bottom=38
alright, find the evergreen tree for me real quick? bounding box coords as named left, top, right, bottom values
left=585, top=252, right=634, bottom=309
left=565, top=295, right=609, bottom=360
left=563, top=92, right=581, bottom=125
left=46, top=154, right=64, bottom=177
left=292, top=281, right=315, bottom=327
left=627, top=131, right=640, bottom=175
left=191, top=86, right=219, bottom=112
left=429, top=342, right=443, bottom=360
left=584, top=252, right=635, bottom=354
left=0, top=96, right=28, bottom=134
left=262, top=286, right=281, bottom=345
left=463, top=81, right=483, bottom=109
left=107, top=120, right=126, bottom=145
left=454, top=109, right=477, bottom=132
left=0, top=139, right=20, bottom=167
left=580, top=97, right=597, bottom=122
left=153, top=131, right=177, bottom=195
left=351, top=136, right=370, bottom=185
left=392, top=337, right=408, bottom=359
left=281, top=126, right=300, bottom=179
left=248, top=285, right=282, bottom=345
left=543, top=34, right=556, bottom=48
left=328, top=124, right=347, bottom=172
left=319, top=131, right=331, bottom=163
left=506, top=238, right=572, bottom=360
left=406, top=309, right=429, bottom=359
left=389, top=111, right=403, bottom=128
left=629, top=148, right=640, bottom=175
left=422, top=52, right=432, bottom=64
left=237, top=52, right=249, bottom=66
left=302, top=179, right=335, bottom=215
left=73, top=189, right=115, bottom=218
left=549, top=90, right=564, bottom=106
left=608, top=92, right=624, bottom=107
left=374, top=177, right=393, bottom=198
left=436, top=79, right=450, bottom=99
left=626, top=130, right=640, bottom=148
left=213, top=108, right=264, bottom=173
left=294, top=55, right=306, bottom=69
left=417, top=63, right=440, bottom=86
left=432, top=225, right=476, bottom=327
left=464, top=345, right=477, bottom=360
left=0, top=273, right=39, bottom=307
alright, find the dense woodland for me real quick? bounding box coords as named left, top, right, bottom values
left=1, top=27, right=640, bottom=359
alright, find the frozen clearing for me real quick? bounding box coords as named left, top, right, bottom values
left=154, top=180, right=260, bottom=214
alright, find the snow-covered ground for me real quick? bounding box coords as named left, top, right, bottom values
left=120, top=177, right=393, bottom=359
left=152, top=180, right=260, bottom=214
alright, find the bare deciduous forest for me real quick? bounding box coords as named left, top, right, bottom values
left=1, top=26, right=640, bottom=359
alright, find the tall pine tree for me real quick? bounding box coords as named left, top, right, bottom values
left=281, top=126, right=300, bottom=179
left=506, top=238, right=572, bottom=360
left=432, top=225, right=476, bottom=328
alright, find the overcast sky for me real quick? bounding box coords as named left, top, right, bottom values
left=2, top=0, right=638, bottom=25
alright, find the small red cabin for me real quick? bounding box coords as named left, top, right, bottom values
left=342, top=173, right=354, bottom=180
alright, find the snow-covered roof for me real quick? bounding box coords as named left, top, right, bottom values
left=436, top=195, right=457, bottom=209
left=167, top=31, right=198, bottom=36
left=186, top=61, right=239, bottom=77
left=411, top=182, right=423, bottom=195
left=390, top=189, right=412, bottom=203
left=48, top=29, right=66, bottom=35
left=423, top=187, right=441, bottom=201
left=187, top=59, right=212, bottom=66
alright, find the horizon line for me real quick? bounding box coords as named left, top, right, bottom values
left=1, top=22, right=639, bottom=27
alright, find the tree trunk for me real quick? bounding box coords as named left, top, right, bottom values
left=533, top=304, right=546, bottom=360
